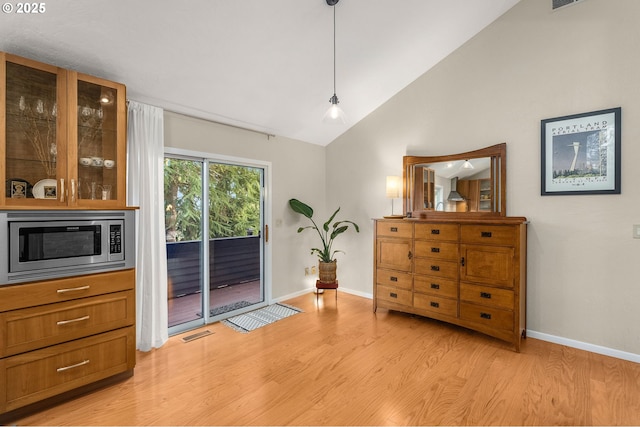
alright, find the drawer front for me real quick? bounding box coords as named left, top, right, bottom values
left=376, top=269, right=412, bottom=290
left=414, top=294, right=458, bottom=317
left=460, top=224, right=516, bottom=246
left=0, top=326, right=135, bottom=412
left=460, top=283, right=514, bottom=310
left=460, top=302, right=514, bottom=331
left=376, top=221, right=413, bottom=239
left=414, top=275, right=457, bottom=299
left=414, top=258, right=458, bottom=280
left=414, top=241, right=458, bottom=261
left=0, top=269, right=136, bottom=312
left=415, top=223, right=459, bottom=241
left=0, top=290, right=135, bottom=357
left=376, top=285, right=412, bottom=307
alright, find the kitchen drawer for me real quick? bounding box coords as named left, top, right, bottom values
left=460, top=224, right=516, bottom=246
left=414, top=223, right=459, bottom=241
left=414, top=294, right=458, bottom=317
left=376, top=221, right=413, bottom=239
left=414, top=258, right=458, bottom=280
left=376, top=285, right=412, bottom=307
left=376, top=269, right=412, bottom=290
left=0, top=326, right=135, bottom=413
left=0, top=290, right=134, bottom=357
left=460, top=302, right=513, bottom=331
left=414, top=276, right=457, bottom=299
left=414, top=241, right=458, bottom=261
left=460, top=283, right=513, bottom=310
left=0, top=269, right=135, bottom=312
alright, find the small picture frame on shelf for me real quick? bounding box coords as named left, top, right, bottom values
left=43, top=185, right=57, bottom=199
left=10, top=180, right=27, bottom=198
left=541, top=107, right=621, bottom=195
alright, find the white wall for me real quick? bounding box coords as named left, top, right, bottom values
left=326, top=0, right=640, bottom=356
left=163, top=111, right=327, bottom=299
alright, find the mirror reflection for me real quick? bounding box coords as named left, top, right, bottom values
left=403, top=143, right=506, bottom=217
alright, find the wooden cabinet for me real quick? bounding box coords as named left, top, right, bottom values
left=1, top=51, right=127, bottom=208
left=0, top=269, right=136, bottom=414
left=373, top=217, right=527, bottom=351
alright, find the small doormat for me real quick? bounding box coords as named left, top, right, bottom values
left=222, top=303, right=303, bottom=333
left=209, top=300, right=254, bottom=317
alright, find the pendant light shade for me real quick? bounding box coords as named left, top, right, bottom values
left=323, top=0, right=346, bottom=124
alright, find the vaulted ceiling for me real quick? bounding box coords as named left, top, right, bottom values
left=0, top=0, right=520, bottom=145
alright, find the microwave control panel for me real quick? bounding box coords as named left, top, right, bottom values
left=110, top=224, right=122, bottom=254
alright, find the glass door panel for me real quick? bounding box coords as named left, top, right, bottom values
left=165, top=158, right=204, bottom=329
left=208, top=163, right=264, bottom=318
left=75, top=77, right=121, bottom=203
left=3, top=58, right=66, bottom=205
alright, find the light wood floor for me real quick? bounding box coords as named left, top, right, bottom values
left=14, top=292, right=640, bottom=425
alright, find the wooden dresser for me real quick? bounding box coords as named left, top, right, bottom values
left=0, top=269, right=136, bottom=415
left=374, top=217, right=527, bottom=351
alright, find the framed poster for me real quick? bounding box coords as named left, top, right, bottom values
left=541, top=107, right=621, bottom=195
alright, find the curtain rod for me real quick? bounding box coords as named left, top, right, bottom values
left=127, top=99, right=277, bottom=140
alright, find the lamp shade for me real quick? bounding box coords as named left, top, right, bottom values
left=386, top=176, right=401, bottom=198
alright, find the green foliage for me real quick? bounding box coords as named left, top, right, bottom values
left=289, top=198, right=360, bottom=262
left=164, top=158, right=261, bottom=242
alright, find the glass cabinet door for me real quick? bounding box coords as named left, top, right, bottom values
left=70, top=72, right=126, bottom=207
left=2, top=54, right=68, bottom=206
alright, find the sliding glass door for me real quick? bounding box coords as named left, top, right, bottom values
left=165, top=153, right=267, bottom=334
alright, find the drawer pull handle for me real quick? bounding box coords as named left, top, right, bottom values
left=480, top=312, right=492, bottom=320
left=390, top=227, right=398, bottom=232
left=57, top=359, right=90, bottom=373
left=431, top=247, right=440, bottom=253
left=430, top=283, right=440, bottom=289
left=480, top=292, right=492, bottom=299
left=390, top=292, right=398, bottom=299
left=57, top=285, right=90, bottom=294
left=57, top=315, right=90, bottom=326
left=430, top=265, right=440, bottom=271
left=430, top=302, right=440, bottom=308
left=481, top=231, right=493, bottom=238
left=390, top=276, right=398, bottom=282
left=431, top=229, right=440, bottom=235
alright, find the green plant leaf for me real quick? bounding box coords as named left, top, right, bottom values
left=289, top=199, right=313, bottom=218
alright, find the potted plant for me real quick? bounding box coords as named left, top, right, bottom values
left=289, top=198, right=360, bottom=283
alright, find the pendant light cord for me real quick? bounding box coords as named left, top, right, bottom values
left=332, top=4, right=337, bottom=96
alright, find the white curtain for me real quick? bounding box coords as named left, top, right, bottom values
left=127, top=100, right=168, bottom=351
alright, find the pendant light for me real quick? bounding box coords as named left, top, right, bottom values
left=323, top=0, right=347, bottom=124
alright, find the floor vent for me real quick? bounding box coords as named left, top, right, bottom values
left=181, top=329, right=213, bottom=343
left=552, top=0, right=584, bottom=11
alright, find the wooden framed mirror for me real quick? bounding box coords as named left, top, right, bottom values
left=403, top=143, right=507, bottom=218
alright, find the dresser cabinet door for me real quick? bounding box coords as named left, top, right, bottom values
left=460, top=244, right=515, bottom=288
left=376, top=237, right=412, bottom=272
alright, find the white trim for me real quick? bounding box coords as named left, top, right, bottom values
left=526, top=330, right=640, bottom=364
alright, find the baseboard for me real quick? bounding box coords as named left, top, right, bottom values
left=526, top=330, right=640, bottom=363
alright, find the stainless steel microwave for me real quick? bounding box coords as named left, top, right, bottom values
left=0, top=210, right=135, bottom=285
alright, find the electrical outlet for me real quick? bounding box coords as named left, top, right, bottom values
left=634, top=224, right=640, bottom=239
left=304, top=267, right=310, bottom=276
left=311, top=265, right=317, bottom=275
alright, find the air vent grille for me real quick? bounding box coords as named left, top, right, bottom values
left=552, top=0, right=584, bottom=10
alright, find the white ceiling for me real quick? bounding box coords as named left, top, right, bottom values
left=0, top=0, right=520, bottom=146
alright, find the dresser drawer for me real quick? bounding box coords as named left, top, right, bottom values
left=377, top=285, right=412, bottom=307
left=414, top=294, right=458, bottom=317
left=414, top=276, right=457, bottom=299
left=376, top=269, right=412, bottom=290
left=376, top=221, right=413, bottom=239
left=0, top=326, right=135, bottom=413
left=414, top=258, right=458, bottom=280
left=460, top=302, right=513, bottom=331
left=415, top=223, right=459, bottom=241
left=414, top=241, right=458, bottom=261
left=460, top=283, right=513, bottom=310
left=460, top=224, right=516, bottom=246
left=0, top=290, right=134, bottom=358
left=0, top=269, right=136, bottom=312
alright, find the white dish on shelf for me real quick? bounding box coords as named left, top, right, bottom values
left=32, top=179, right=57, bottom=199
